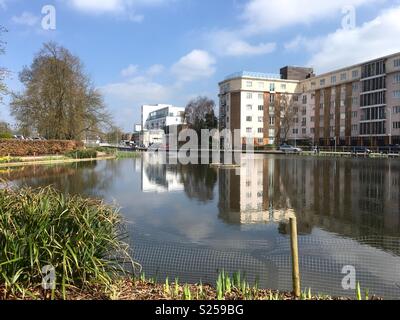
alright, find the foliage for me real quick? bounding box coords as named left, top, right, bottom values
left=0, top=187, right=135, bottom=299
left=0, top=26, right=8, bottom=105
left=10, top=42, right=111, bottom=140
left=275, top=94, right=298, bottom=145
left=65, top=149, right=98, bottom=159
left=184, top=96, right=218, bottom=134
left=0, top=139, right=83, bottom=157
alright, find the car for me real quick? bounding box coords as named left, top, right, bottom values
left=352, top=146, right=372, bottom=154
left=13, top=135, right=25, bottom=140
left=378, top=145, right=400, bottom=154
left=279, top=144, right=303, bottom=154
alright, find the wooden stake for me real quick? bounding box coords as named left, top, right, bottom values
left=290, top=217, right=301, bottom=298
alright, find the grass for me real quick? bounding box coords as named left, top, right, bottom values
left=0, top=156, right=22, bottom=164
left=64, top=149, right=98, bottom=160
left=115, top=151, right=141, bottom=159
left=0, top=186, right=137, bottom=300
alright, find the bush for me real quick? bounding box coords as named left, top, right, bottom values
left=0, top=133, right=13, bottom=139
left=0, top=140, right=84, bottom=157
left=65, top=149, right=98, bottom=159
left=0, top=187, right=135, bottom=298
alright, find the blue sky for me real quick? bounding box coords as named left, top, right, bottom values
left=1, top=0, right=400, bottom=131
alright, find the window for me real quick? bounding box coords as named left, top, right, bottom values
left=257, top=138, right=263, bottom=144
left=258, top=82, right=264, bottom=89
left=270, top=83, right=275, bottom=91
left=352, top=97, right=359, bottom=105
left=394, top=122, right=400, bottom=129
left=394, top=59, right=400, bottom=68
left=258, top=93, right=264, bottom=100
left=258, top=116, right=263, bottom=123
left=258, top=105, right=264, bottom=111
left=258, top=128, right=263, bottom=133
left=302, top=128, right=306, bottom=134
left=352, top=83, right=359, bottom=91
left=246, top=81, right=253, bottom=87
left=293, top=129, right=299, bottom=134
left=281, top=84, right=287, bottom=90
left=393, top=106, right=400, bottom=114
left=246, top=93, right=253, bottom=99
left=246, top=105, right=252, bottom=111
left=394, top=74, right=400, bottom=84
left=352, top=70, right=359, bottom=78
left=246, top=116, right=252, bottom=122
left=394, top=90, right=400, bottom=99
left=311, top=116, right=315, bottom=122
left=227, top=116, right=230, bottom=123
left=270, top=94, right=275, bottom=104
left=302, top=95, right=307, bottom=104
left=331, top=76, right=336, bottom=84
left=320, top=79, right=326, bottom=86
left=246, top=127, right=252, bottom=133
left=352, top=124, right=358, bottom=132
left=269, top=117, right=275, bottom=125
left=340, top=73, right=347, bottom=81
left=352, top=111, right=358, bottom=118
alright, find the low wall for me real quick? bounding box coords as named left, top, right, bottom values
left=0, top=140, right=84, bottom=157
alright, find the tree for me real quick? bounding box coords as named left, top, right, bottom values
left=0, top=26, right=8, bottom=105
left=276, top=94, right=297, bottom=144
left=10, top=42, right=111, bottom=140
left=184, top=96, right=218, bottom=134
left=0, top=121, right=12, bottom=139
left=104, top=126, right=124, bottom=144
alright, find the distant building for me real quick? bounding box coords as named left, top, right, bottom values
left=219, top=52, right=400, bottom=146
left=141, top=104, right=185, bottom=147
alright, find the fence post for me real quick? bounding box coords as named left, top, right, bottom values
left=290, top=217, right=301, bottom=298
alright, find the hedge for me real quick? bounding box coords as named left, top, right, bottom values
left=0, top=140, right=84, bottom=157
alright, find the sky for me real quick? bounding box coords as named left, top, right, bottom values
left=1, top=0, right=400, bottom=131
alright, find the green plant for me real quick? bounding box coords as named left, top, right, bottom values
left=0, top=186, right=136, bottom=299
left=356, top=282, right=362, bottom=300
left=115, top=151, right=140, bottom=159
left=183, top=284, right=192, bottom=300
left=64, top=149, right=97, bottom=160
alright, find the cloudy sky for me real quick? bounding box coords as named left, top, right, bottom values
left=1, top=0, right=400, bottom=131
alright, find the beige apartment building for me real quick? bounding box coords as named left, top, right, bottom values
left=219, top=52, right=400, bottom=147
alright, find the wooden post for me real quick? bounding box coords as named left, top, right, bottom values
left=290, top=217, right=301, bottom=298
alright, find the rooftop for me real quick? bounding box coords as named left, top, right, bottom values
left=224, top=71, right=282, bottom=81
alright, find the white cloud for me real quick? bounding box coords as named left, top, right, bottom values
left=11, top=12, right=40, bottom=27
left=207, top=30, right=276, bottom=57
left=171, top=50, right=216, bottom=83
left=241, top=0, right=380, bottom=34
left=100, top=76, right=174, bottom=129
left=303, top=5, right=400, bottom=73
left=66, top=0, right=172, bottom=21
left=120, top=64, right=138, bottom=77
left=146, top=64, right=165, bottom=76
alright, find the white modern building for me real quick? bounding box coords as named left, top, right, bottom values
left=141, top=104, right=185, bottom=132
left=140, top=104, right=185, bottom=147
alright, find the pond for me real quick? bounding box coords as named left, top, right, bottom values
left=2, top=153, right=400, bottom=299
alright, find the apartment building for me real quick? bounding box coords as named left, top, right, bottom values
left=141, top=104, right=185, bottom=131
left=219, top=52, right=400, bottom=146
left=141, top=104, right=185, bottom=147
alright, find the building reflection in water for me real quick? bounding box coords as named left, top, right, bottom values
left=219, top=155, right=400, bottom=241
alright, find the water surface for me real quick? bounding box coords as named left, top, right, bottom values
left=2, top=154, right=400, bottom=299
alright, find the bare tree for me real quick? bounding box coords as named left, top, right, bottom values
left=184, top=96, right=218, bottom=134
left=276, top=94, right=297, bottom=144
left=10, top=42, right=111, bottom=140
left=0, top=26, right=9, bottom=105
